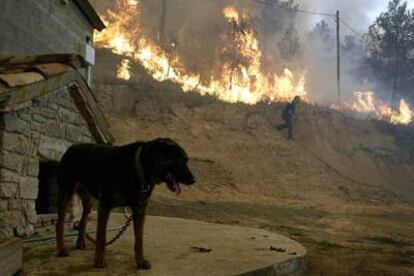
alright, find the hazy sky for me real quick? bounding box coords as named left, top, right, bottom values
left=368, top=0, right=414, bottom=19
left=295, top=0, right=414, bottom=33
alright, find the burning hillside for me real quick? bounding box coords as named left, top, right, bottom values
left=332, top=91, right=412, bottom=125
left=94, top=0, right=413, bottom=125
left=94, top=0, right=306, bottom=103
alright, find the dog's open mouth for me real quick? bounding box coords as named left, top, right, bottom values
left=166, top=173, right=181, bottom=195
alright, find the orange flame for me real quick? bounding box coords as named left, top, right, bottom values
left=223, top=6, right=240, bottom=22
left=94, top=2, right=306, bottom=104
left=335, top=91, right=412, bottom=125
left=117, top=59, right=131, bottom=80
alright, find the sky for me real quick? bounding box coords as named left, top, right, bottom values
left=295, top=0, right=414, bottom=33
left=368, top=0, right=414, bottom=19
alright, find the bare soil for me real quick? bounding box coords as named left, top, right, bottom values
left=86, top=51, right=414, bottom=275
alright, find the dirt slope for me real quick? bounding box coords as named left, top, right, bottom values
left=93, top=49, right=414, bottom=204
left=90, top=51, right=414, bottom=275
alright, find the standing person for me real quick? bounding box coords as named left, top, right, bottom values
left=276, top=96, right=301, bottom=140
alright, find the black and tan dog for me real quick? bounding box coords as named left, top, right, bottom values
left=55, top=138, right=195, bottom=269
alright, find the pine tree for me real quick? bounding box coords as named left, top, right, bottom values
left=364, top=0, right=414, bottom=102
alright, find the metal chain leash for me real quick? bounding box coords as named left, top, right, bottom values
left=85, top=215, right=133, bottom=246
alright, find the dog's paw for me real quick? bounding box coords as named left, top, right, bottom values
left=57, top=249, right=69, bottom=257
left=137, top=259, right=151, bottom=270
left=75, top=239, right=86, bottom=250
left=93, top=258, right=107, bottom=268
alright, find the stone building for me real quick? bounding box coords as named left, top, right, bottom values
left=0, top=54, right=114, bottom=238
left=0, top=0, right=104, bottom=58
left=0, top=0, right=112, bottom=242
left=0, top=2, right=110, bottom=275
left=0, top=0, right=105, bottom=83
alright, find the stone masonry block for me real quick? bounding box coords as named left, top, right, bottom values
left=23, top=200, right=37, bottom=224
left=38, top=136, right=70, bottom=161
left=9, top=199, right=24, bottom=211
left=45, top=121, right=65, bottom=138
left=19, top=177, right=38, bottom=200
left=58, top=108, right=80, bottom=125
left=0, top=151, right=24, bottom=173
left=65, top=124, right=83, bottom=142
left=79, top=135, right=93, bottom=143
left=27, top=159, right=39, bottom=177
left=39, top=108, right=57, bottom=119
left=0, top=183, right=18, bottom=198
left=32, top=114, right=47, bottom=124
left=0, top=200, right=8, bottom=211
left=2, top=132, right=29, bottom=155
left=31, top=121, right=46, bottom=134
left=48, top=103, right=59, bottom=111
left=0, top=169, right=20, bottom=183
left=17, top=112, right=31, bottom=122
left=3, top=114, right=30, bottom=136
left=55, top=93, right=74, bottom=109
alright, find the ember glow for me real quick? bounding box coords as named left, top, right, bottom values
left=94, top=1, right=306, bottom=104
left=335, top=91, right=413, bottom=125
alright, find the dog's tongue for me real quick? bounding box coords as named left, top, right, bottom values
left=173, top=180, right=181, bottom=196
left=168, top=173, right=181, bottom=196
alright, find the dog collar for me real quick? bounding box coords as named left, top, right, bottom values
left=135, top=146, right=153, bottom=200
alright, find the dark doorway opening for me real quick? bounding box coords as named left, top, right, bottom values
left=35, top=161, right=60, bottom=214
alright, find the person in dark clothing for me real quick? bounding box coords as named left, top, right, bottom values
left=276, top=96, right=301, bottom=140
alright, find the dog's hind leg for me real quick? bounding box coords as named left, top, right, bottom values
left=75, top=186, right=92, bottom=250
left=56, top=176, right=76, bottom=257
left=131, top=206, right=152, bottom=270
left=93, top=204, right=111, bottom=268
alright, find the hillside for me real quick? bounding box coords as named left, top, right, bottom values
left=92, top=50, right=414, bottom=275
left=94, top=50, right=414, bottom=204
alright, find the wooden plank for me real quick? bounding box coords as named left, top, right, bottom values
left=8, top=54, right=86, bottom=69
left=34, top=63, right=73, bottom=78
left=69, top=85, right=114, bottom=144
left=0, top=54, right=14, bottom=63
left=0, top=72, right=44, bottom=87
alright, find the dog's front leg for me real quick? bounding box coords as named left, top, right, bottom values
left=93, top=204, right=110, bottom=268
left=132, top=206, right=151, bottom=270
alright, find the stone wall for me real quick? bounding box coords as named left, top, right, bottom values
left=0, top=0, right=92, bottom=57
left=0, top=87, right=94, bottom=238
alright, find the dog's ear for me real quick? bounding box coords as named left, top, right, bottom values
left=141, top=139, right=172, bottom=164
left=154, top=138, right=178, bottom=147
left=144, top=138, right=188, bottom=164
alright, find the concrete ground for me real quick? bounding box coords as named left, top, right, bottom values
left=23, top=214, right=306, bottom=275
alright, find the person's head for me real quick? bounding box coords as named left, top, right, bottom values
left=293, top=96, right=301, bottom=104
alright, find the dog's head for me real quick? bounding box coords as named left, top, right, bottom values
left=143, top=138, right=195, bottom=195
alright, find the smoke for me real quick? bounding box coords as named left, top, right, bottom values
left=295, top=0, right=382, bottom=32
left=90, top=0, right=405, bottom=105
left=292, top=1, right=399, bottom=104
